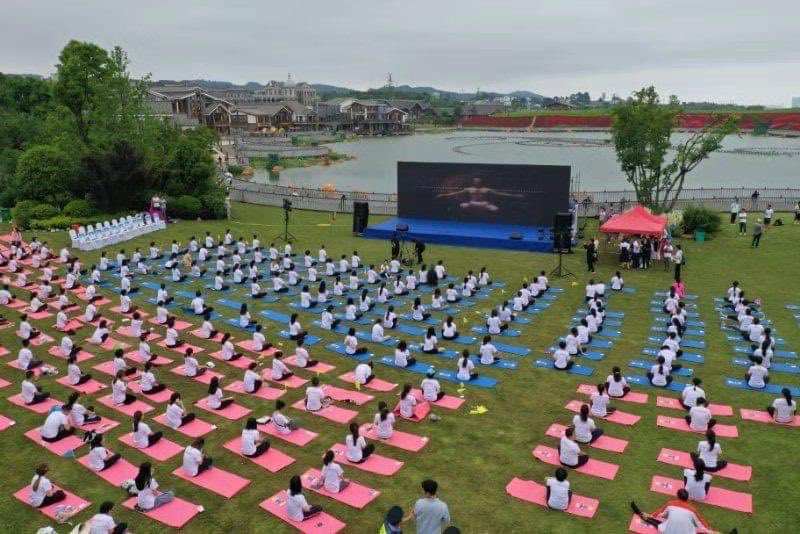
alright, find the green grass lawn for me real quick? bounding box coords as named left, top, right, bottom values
left=1, top=202, right=798, bottom=533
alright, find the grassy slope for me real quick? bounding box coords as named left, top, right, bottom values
left=0, top=202, right=798, bottom=533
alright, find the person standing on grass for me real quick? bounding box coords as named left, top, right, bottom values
left=751, top=219, right=763, bottom=248
left=729, top=198, right=739, bottom=224
left=584, top=240, right=597, bottom=273
left=403, top=479, right=451, bottom=534
left=673, top=245, right=684, bottom=280
left=738, top=207, right=747, bottom=235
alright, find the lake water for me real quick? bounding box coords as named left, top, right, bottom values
left=253, top=131, right=800, bottom=193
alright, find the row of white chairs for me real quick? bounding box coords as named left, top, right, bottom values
left=69, top=213, right=166, bottom=251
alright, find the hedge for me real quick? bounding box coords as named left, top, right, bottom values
left=169, top=195, right=203, bottom=219
left=12, top=200, right=41, bottom=229
left=31, top=203, right=59, bottom=220
left=681, top=205, right=722, bottom=235
left=63, top=199, right=96, bottom=218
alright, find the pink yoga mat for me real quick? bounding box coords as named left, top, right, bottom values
left=394, top=400, right=431, bottom=422
left=224, top=380, right=285, bottom=400
left=54, top=319, right=85, bottom=332
left=546, top=423, right=628, bottom=453
left=154, top=414, right=216, bottom=437
left=90, top=337, right=130, bottom=351
left=92, top=361, right=140, bottom=380
left=110, top=306, right=148, bottom=317
left=122, top=495, right=201, bottom=528
left=7, top=394, right=61, bottom=414
left=192, top=329, right=224, bottom=342
left=209, top=350, right=255, bottom=369
left=0, top=347, right=10, bottom=358
left=656, top=415, right=739, bottom=438
left=149, top=318, right=192, bottom=330
left=0, top=414, right=16, bottom=431
left=577, top=383, right=648, bottom=404
left=195, top=398, right=252, bottom=420
left=170, top=365, right=223, bottom=384
left=123, top=350, right=174, bottom=366
left=80, top=416, right=120, bottom=434
left=506, top=477, right=599, bottom=518
left=47, top=346, right=93, bottom=362
left=650, top=475, right=753, bottom=513
left=59, top=374, right=108, bottom=395
left=7, top=360, right=44, bottom=375
left=628, top=514, right=658, bottom=533
left=13, top=487, right=90, bottom=520
left=291, top=399, right=358, bottom=424
left=157, top=340, right=204, bottom=354
left=301, top=468, right=380, bottom=509
left=5, top=299, right=29, bottom=309
left=339, top=372, right=395, bottom=391
left=119, top=432, right=183, bottom=461
left=656, top=396, right=734, bottom=417
left=29, top=310, right=53, bottom=320
left=260, top=491, right=346, bottom=534
left=236, top=339, right=277, bottom=354
left=657, top=448, right=752, bottom=482
left=15, top=333, right=53, bottom=346
left=97, top=394, right=154, bottom=416
left=116, top=326, right=159, bottom=339
left=260, top=423, right=318, bottom=446
left=287, top=355, right=335, bottom=373
left=127, top=383, right=174, bottom=403
left=411, top=388, right=465, bottom=409
left=0, top=377, right=10, bottom=389
left=329, top=443, right=404, bottom=475
left=740, top=408, right=800, bottom=427
left=223, top=437, right=296, bottom=472
left=78, top=452, right=139, bottom=486
left=359, top=423, right=429, bottom=452
left=264, top=372, right=308, bottom=388
left=172, top=465, right=251, bottom=499
left=566, top=399, right=640, bottom=425
left=322, top=384, right=374, bottom=405
left=532, top=445, right=619, bottom=480
left=24, top=427, right=85, bottom=456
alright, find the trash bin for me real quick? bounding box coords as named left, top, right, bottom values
left=0, top=207, right=10, bottom=223
left=694, top=227, right=706, bottom=242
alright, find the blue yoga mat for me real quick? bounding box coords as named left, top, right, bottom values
left=441, top=334, right=477, bottom=345
left=490, top=314, right=532, bottom=325
left=538, top=293, right=558, bottom=301
left=596, top=329, right=622, bottom=339
left=175, top=290, right=198, bottom=300
left=162, top=276, right=191, bottom=285
left=470, top=326, right=521, bottom=338
left=408, top=344, right=459, bottom=359
left=146, top=298, right=178, bottom=307
left=619, top=287, right=636, bottom=294
left=650, top=308, right=699, bottom=318
left=625, top=374, right=686, bottom=392
left=628, top=360, right=693, bottom=377
left=355, top=330, right=397, bottom=346
left=311, top=321, right=350, bottom=335
left=786, top=304, right=800, bottom=311
left=656, top=318, right=705, bottom=328
left=472, top=357, right=518, bottom=370
left=455, top=300, right=476, bottom=308
left=325, top=343, right=373, bottom=361
left=140, top=281, right=163, bottom=291
left=492, top=342, right=531, bottom=356
left=395, top=324, right=427, bottom=336
left=245, top=294, right=280, bottom=303
left=398, top=313, right=438, bottom=325
left=519, top=307, right=544, bottom=315
left=548, top=346, right=605, bottom=361
left=225, top=318, right=257, bottom=332
left=534, top=359, right=594, bottom=376
left=435, top=369, right=497, bottom=388
left=572, top=317, right=622, bottom=327
left=378, top=356, right=434, bottom=374
left=259, top=309, right=291, bottom=324
left=641, top=347, right=704, bottom=364
left=732, top=345, right=797, bottom=359
left=649, top=326, right=705, bottom=338
left=725, top=378, right=800, bottom=396
left=655, top=291, right=698, bottom=300
left=732, top=358, right=800, bottom=374
left=181, top=308, right=221, bottom=320
left=287, top=302, right=326, bottom=314
left=587, top=338, right=613, bottom=349
left=336, top=315, right=372, bottom=326
left=277, top=331, right=321, bottom=345
left=204, top=285, right=232, bottom=293
left=216, top=298, right=245, bottom=310
left=646, top=336, right=706, bottom=350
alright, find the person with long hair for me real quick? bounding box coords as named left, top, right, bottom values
left=421, top=370, right=445, bottom=401
left=345, top=422, right=375, bottom=463
left=589, top=383, right=617, bottom=416
left=345, top=327, right=368, bottom=356
left=286, top=474, right=323, bottom=522
left=767, top=387, right=797, bottom=423
left=289, top=313, right=307, bottom=340
left=441, top=316, right=459, bottom=341
left=399, top=383, right=418, bottom=419
left=134, top=462, right=174, bottom=511
left=572, top=404, right=604, bottom=444
left=372, top=401, right=395, bottom=439
left=139, top=361, right=167, bottom=395
left=183, top=347, right=207, bottom=378
left=220, top=332, right=243, bottom=361
left=40, top=404, right=74, bottom=443
left=647, top=356, right=673, bottom=387
left=683, top=458, right=712, bottom=501
left=394, top=340, right=416, bottom=368
left=271, top=400, right=299, bottom=435
left=28, top=464, right=66, bottom=508
left=166, top=392, right=196, bottom=429
left=456, top=350, right=477, bottom=381
left=304, top=376, right=329, bottom=412
left=685, top=397, right=716, bottom=432
left=206, top=377, right=234, bottom=410
left=88, top=433, right=122, bottom=472
left=241, top=417, right=271, bottom=458
left=412, top=297, right=431, bottom=322
left=182, top=438, right=213, bottom=477
left=66, top=353, right=93, bottom=386
left=89, top=501, right=128, bottom=534
left=112, top=371, right=137, bottom=405
left=132, top=410, right=163, bottom=448
left=691, top=429, right=728, bottom=473
left=486, top=309, right=508, bottom=334
left=605, top=366, right=630, bottom=398
left=383, top=305, right=398, bottom=329
left=65, top=392, right=100, bottom=426
left=318, top=450, right=349, bottom=494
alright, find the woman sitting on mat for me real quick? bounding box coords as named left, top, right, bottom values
left=686, top=398, right=716, bottom=432
left=28, top=464, right=66, bottom=509
left=372, top=401, right=396, bottom=439
left=271, top=351, right=294, bottom=381
left=294, top=338, right=318, bottom=368
left=399, top=383, right=418, bottom=419
left=422, top=327, right=441, bottom=355
left=132, top=410, right=163, bottom=448
left=383, top=306, right=398, bottom=329
left=486, top=309, right=508, bottom=335
left=611, top=271, right=624, bottom=291
left=40, top=405, right=74, bottom=443
left=112, top=371, right=137, bottom=406
left=345, top=298, right=361, bottom=321
left=394, top=340, right=416, bottom=368
left=286, top=474, right=323, bottom=523
left=299, top=286, right=316, bottom=309
left=182, top=438, right=213, bottom=477
left=67, top=354, right=92, bottom=386
left=590, top=383, right=616, bottom=416
left=456, top=350, right=478, bottom=381
left=134, top=462, right=174, bottom=512
left=138, top=362, right=167, bottom=396
left=746, top=356, right=769, bottom=389
left=183, top=347, right=207, bottom=378
left=647, top=356, right=673, bottom=387
left=88, top=433, right=122, bottom=472
left=421, top=370, right=445, bottom=401
left=498, top=300, right=515, bottom=322
left=359, top=289, right=373, bottom=312
left=565, top=327, right=585, bottom=357
left=241, top=417, right=271, bottom=458
left=412, top=298, right=431, bottom=322
left=691, top=429, right=728, bottom=473
left=65, top=392, right=100, bottom=427
left=345, top=422, right=375, bottom=463
left=88, top=319, right=110, bottom=345
left=442, top=316, right=459, bottom=340
left=289, top=314, right=307, bottom=341
left=251, top=324, right=272, bottom=353
left=320, top=305, right=339, bottom=330
left=317, top=450, right=349, bottom=494
left=304, top=376, right=329, bottom=412
left=239, top=303, right=257, bottom=328
left=552, top=341, right=573, bottom=370
left=545, top=468, right=572, bottom=511
left=559, top=427, right=589, bottom=468
left=164, top=318, right=183, bottom=349
left=354, top=361, right=375, bottom=385
left=767, top=387, right=797, bottom=424
left=431, top=288, right=444, bottom=310
left=243, top=362, right=263, bottom=394
left=220, top=332, right=244, bottom=362
left=377, top=282, right=390, bottom=303
left=572, top=403, right=604, bottom=444
left=166, top=392, right=196, bottom=429
left=681, top=378, right=706, bottom=409
left=206, top=377, right=234, bottom=411
left=345, top=328, right=368, bottom=356
left=317, top=281, right=329, bottom=305
left=683, top=458, right=712, bottom=502
left=271, top=400, right=299, bottom=435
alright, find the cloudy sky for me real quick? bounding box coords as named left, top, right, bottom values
left=2, top=0, right=799, bottom=105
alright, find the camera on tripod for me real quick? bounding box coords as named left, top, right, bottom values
left=283, top=199, right=292, bottom=212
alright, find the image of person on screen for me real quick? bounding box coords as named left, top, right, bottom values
left=435, top=176, right=522, bottom=216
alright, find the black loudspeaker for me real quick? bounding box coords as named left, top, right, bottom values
left=509, top=232, right=523, bottom=240
left=395, top=224, right=409, bottom=232
left=352, top=202, right=369, bottom=234
left=554, top=212, right=572, bottom=234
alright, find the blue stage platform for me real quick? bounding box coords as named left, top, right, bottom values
left=362, top=217, right=554, bottom=252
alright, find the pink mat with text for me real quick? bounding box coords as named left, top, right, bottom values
left=656, top=448, right=752, bottom=482
left=286, top=355, right=335, bottom=373
left=339, top=372, right=395, bottom=391
left=301, top=468, right=380, bottom=509
left=78, top=452, right=139, bottom=486
left=119, top=432, right=183, bottom=461
left=24, top=428, right=85, bottom=456
left=97, top=394, right=154, bottom=416
left=656, top=396, right=733, bottom=417
left=13, top=487, right=90, bottom=520
left=329, top=443, right=404, bottom=475
left=223, top=437, right=296, bottom=472
left=577, top=383, right=648, bottom=404
left=322, top=384, right=374, bottom=405
left=7, top=394, right=61, bottom=414
left=153, top=413, right=216, bottom=437
left=506, top=477, right=599, bottom=518
left=649, top=475, right=752, bottom=513
left=291, top=400, right=358, bottom=424
left=260, top=491, right=345, bottom=534
left=55, top=376, right=107, bottom=394
left=740, top=408, right=800, bottom=427
left=171, top=465, right=251, bottom=498
left=260, top=423, right=319, bottom=446
left=224, top=380, right=285, bottom=400
left=195, top=398, right=252, bottom=420
left=656, top=415, right=739, bottom=438
left=532, top=445, right=619, bottom=480
left=122, top=495, right=200, bottom=528
left=546, top=423, right=627, bottom=453
left=359, top=423, right=429, bottom=452
left=566, top=400, right=640, bottom=425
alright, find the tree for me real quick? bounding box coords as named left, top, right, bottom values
left=611, top=86, right=737, bottom=212
left=14, top=145, right=78, bottom=206
left=77, top=141, right=151, bottom=211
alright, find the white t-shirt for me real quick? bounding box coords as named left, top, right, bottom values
left=137, top=478, right=159, bottom=510
left=345, top=433, right=367, bottom=462
left=456, top=359, right=474, bottom=381
left=681, top=385, right=705, bottom=408
left=546, top=477, right=570, bottom=510
left=650, top=364, right=669, bottom=386
left=89, top=513, right=116, bottom=534
left=305, top=386, right=325, bottom=412
left=442, top=322, right=457, bottom=338
left=272, top=359, right=290, bottom=380
left=354, top=363, right=372, bottom=384
left=697, top=440, right=721, bottom=469
left=423, top=335, right=438, bottom=352
left=29, top=475, right=52, bottom=507
left=611, top=276, right=623, bottom=290
left=111, top=379, right=128, bottom=404
left=572, top=415, right=596, bottom=443
left=322, top=462, right=345, bottom=493
left=89, top=446, right=110, bottom=471
left=553, top=348, right=570, bottom=369
left=479, top=343, right=498, bottom=365
left=399, top=393, right=417, bottom=418
left=747, top=365, right=768, bottom=388
left=241, top=428, right=260, bottom=456
left=683, top=469, right=711, bottom=500
left=689, top=406, right=712, bottom=431
left=659, top=505, right=702, bottom=534
left=243, top=369, right=260, bottom=392
left=772, top=397, right=797, bottom=423
left=182, top=445, right=203, bottom=476
left=286, top=491, right=309, bottom=521
left=590, top=392, right=610, bottom=417
left=394, top=348, right=410, bottom=367
left=374, top=412, right=395, bottom=439
left=486, top=316, right=502, bottom=334
left=133, top=421, right=154, bottom=448
left=559, top=436, right=581, bottom=466
left=41, top=411, right=68, bottom=439
left=421, top=378, right=441, bottom=401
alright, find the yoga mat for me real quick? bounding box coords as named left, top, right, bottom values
left=290, top=400, right=358, bottom=424
left=378, top=356, right=435, bottom=375
left=259, top=491, right=345, bottom=534
left=0, top=377, right=10, bottom=389
left=436, top=369, right=498, bottom=388
left=223, top=437, right=296, bottom=472
left=355, top=330, right=397, bottom=345
left=656, top=415, right=739, bottom=438
left=7, top=394, right=61, bottom=414
left=546, top=423, right=628, bottom=453
left=259, top=309, right=291, bottom=323
left=532, top=445, right=618, bottom=480
left=247, top=294, right=280, bottom=303
left=235, top=340, right=276, bottom=354
left=565, top=399, right=640, bottom=425
left=586, top=338, right=613, bottom=349
left=208, top=351, right=255, bottom=369
left=596, top=329, right=622, bottom=339
left=725, top=378, right=800, bottom=396
left=119, top=432, right=183, bottom=461
left=322, top=384, right=374, bottom=405
left=325, top=343, right=374, bottom=361
left=301, top=468, right=380, bottom=509
left=329, top=443, right=404, bottom=475
left=156, top=340, right=205, bottom=355
left=277, top=330, right=321, bottom=345
left=740, top=408, right=800, bottom=427
left=506, top=478, right=599, bottom=518
left=492, top=342, right=531, bottom=356
left=225, top=318, right=257, bottom=332
left=216, top=297, right=245, bottom=309
left=393, top=400, right=432, bottom=421
left=47, top=346, right=92, bottom=362
left=284, top=355, right=335, bottom=373
left=259, top=423, right=319, bottom=446
left=649, top=476, right=752, bottom=513
left=535, top=359, right=594, bottom=376
left=127, top=383, right=174, bottom=403
left=470, top=326, right=521, bottom=337
left=224, top=380, right=285, bottom=400
left=0, top=414, right=15, bottom=431
left=122, top=495, right=201, bottom=528
left=656, top=396, right=733, bottom=417
left=733, top=358, right=800, bottom=374
left=24, top=427, right=84, bottom=456
left=172, top=465, right=251, bottom=498
left=629, top=360, right=694, bottom=377
left=55, top=376, right=106, bottom=395
left=411, top=388, right=466, bottom=410
left=657, top=448, right=752, bottom=482
left=153, top=414, right=216, bottom=438
left=117, top=326, right=160, bottom=339
left=339, top=372, right=397, bottom=392
left=626, top=374, right=686, bottom=393
left=398, top=313, right=438, bottom=325
left=359, top=423, right=429, bottom=452
left=551, top=346, right=604, bottom=361
left=641, top=347, right=704, bottom=364
left=195, top=398, right=252, bottom=420
left=96, top=395, right=154, bottom=416
left=264, top=372, right=309, bottom=389
left=13, top=487, right=90, bottom=520
left=732, top=345, right=797, bottom=359
left=169, top=365, right=224, bottom=385
left=78, top=453, right=138, bottom=486
left=123, top=350, right=173, bottom=366
left=649, top=326, right=705, bottom=338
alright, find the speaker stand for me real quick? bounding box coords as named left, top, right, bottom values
left=550, top=250, right=575, bottom=278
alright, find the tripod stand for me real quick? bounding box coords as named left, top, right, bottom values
left=550, top=249, right=575, bottom=278
left=273, top=200, right=296, bottom=242
left=550, top=232, right=574, bottom=278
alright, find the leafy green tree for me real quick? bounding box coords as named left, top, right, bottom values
left=14, top=145, right=78, bottom=206
left=77, top=141, right=151, bottom=211
left=611, top=86, right=737, bottom=212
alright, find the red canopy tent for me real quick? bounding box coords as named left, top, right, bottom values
left=600, top=205, right=667, bottom=236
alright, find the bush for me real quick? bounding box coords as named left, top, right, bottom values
left=31, top=203, right=59, bottom=220
left=0, top=189, right=17, bottom=208
left=62, top=199, right=96, bottom=218
left=12, top=199, right=40, bottom=229
left=169, top=195, right=202, bottom=219
left=30, top=215, right=74, bottom=230
left=200, top=192, right=226, bottom=219
left=227, top=164, right=243, bottom=176
left=681, top=205, right=721, bottom=235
